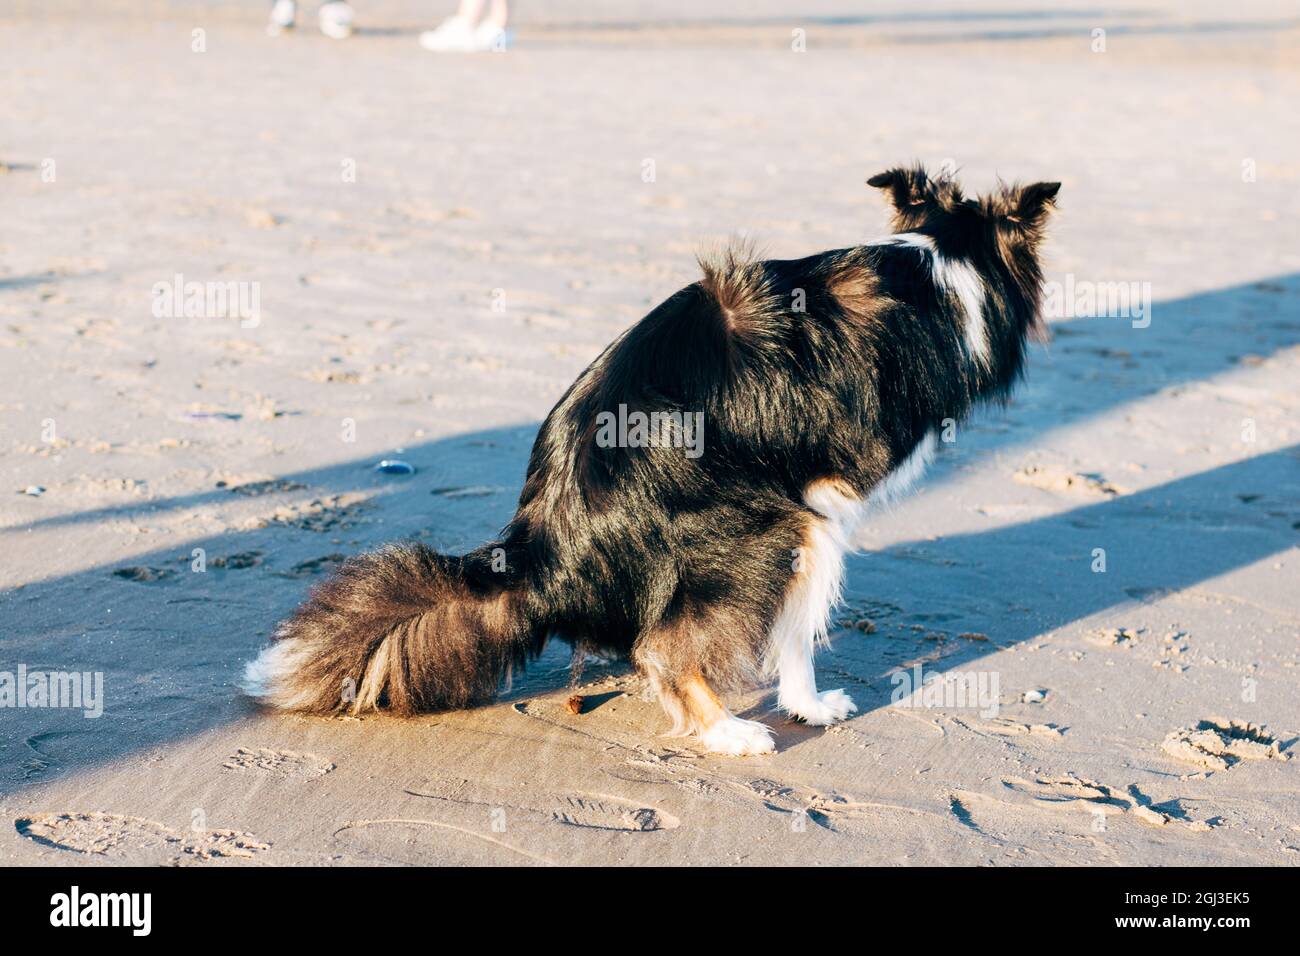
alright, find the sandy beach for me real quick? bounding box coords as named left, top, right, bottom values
left=1, top=0, right=1298, bottom=866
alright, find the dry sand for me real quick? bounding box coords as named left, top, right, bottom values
left=1, top=1, right=1298, bottom=865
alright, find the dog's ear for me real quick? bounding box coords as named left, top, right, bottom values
left=1007, top=181, right=1061, bottom=225
left=867, top=167, right=932, bottom=211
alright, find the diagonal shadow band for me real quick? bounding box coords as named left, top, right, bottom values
left=826, top=443, right=1299, bottom=715
left=7, top=271, right=1299, bottom=537
left=2, top=267, right=1297, bottom=795
left=1, top=427, right=1294, bottom=796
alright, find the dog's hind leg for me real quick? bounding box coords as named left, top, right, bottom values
left=636, top=618, right=774, bottom=757
left=645, top=663, right=775, bottom=756
left=633, top=503, right=811, bottom=755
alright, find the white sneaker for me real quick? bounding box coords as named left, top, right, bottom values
left=474, top=22, right=511, bottom=52
left=318, top=1, right=354, bottom=39
left=267, top=0, right=297, bottom=35
left=418, top=16, right=477, bottom=52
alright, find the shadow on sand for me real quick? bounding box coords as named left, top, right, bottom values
left=1, top=273, right=1297, bottom=796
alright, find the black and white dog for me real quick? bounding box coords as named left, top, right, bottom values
left=245, top=165, right=1059, bottom=755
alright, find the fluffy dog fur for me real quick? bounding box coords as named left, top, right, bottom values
left=244, top=165, right=1060, bottom=755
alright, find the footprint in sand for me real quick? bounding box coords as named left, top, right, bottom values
left=21, top=730, right=93, bottom=780
left=15, top=812, right=269, bottom=865
left=430, top=485, right=502, bottom=499
left=209, top=550, right=264, bottom=570
left=277, top=553, right=348, bottom=578
left=1087, top=626, right=1143, bottom=648
left=405, top=777, right=680, bottom=833
left=614, top=755, right=932, bottom=833
left=333, top=819, right=554, bottom=866
left=112, top=566, right=174, bottom=583
left=956, top=716, right=1064, bottom=738
left=977, top=774, right=1216, bottom=830
left=1161, top=717, right=1291, bottom=772
left=549, top=795, right=674, bottom=832
left=219, top=477, right=307, bottom=496
left=1012, top=465, right=1126, bottom=497
left=221, top=747, right=335, bottom=779
left=241, top=493, right=373, bottom=533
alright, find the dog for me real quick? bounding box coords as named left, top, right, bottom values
left=244, top=165, right=1059, bottom=755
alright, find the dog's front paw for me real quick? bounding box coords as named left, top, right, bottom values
left=788, top=688, right=858, bottom=727
left=698, top=716, right=776, bottom=756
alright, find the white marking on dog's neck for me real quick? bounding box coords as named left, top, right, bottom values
left=932, top=256, right=990, bottom=370
left=867, top=232, right=934, bottom=251
left=867, top=233, right=990, bottom=371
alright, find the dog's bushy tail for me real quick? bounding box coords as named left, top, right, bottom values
left=243, top=542, right=534, bottom=715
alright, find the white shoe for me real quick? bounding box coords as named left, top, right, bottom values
left=318, top=1, right=354, bottom=39
left=474, top=22, right=511, bottom=52
left=418, top=16, right=477, bottom=52
left=267, top=0, right=297, bottom=35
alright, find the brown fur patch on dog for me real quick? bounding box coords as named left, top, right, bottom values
left=696, top=240, right=783, bottom=337
left=678, top=673, right=728, bottom=732
left=803, top=475, right=861, bottom=502
left=825, top=259, right=883, bottom=321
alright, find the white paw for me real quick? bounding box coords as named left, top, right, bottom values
left=785, top=688, right=858, bottom=726
left=698, top=716, right=776, bottom=756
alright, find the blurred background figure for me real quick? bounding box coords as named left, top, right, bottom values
left=419, top=0, right=511, bottom=52
left=267, top=0, right=356, bottom=39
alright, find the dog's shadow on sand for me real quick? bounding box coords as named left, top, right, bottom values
left=2, top=273, right=1297, bottom=792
